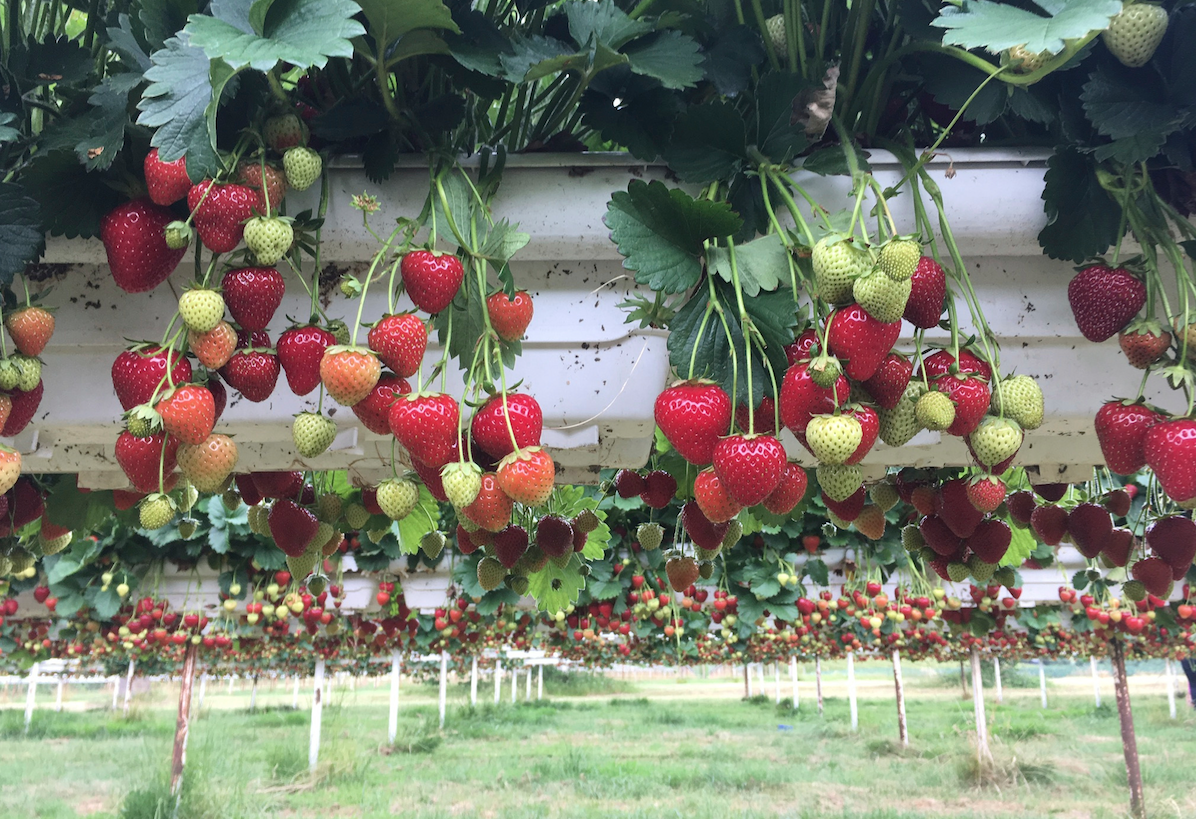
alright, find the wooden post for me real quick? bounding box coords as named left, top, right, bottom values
left=309, top=658, right=325, bottom=772
left=1110, top=639, right=1145, bottom=819
left=1165, top=658, right=1177, bottom=720
left=388, top=649, right=401, bottom=744
left=847, top=651, right=858, bottom=732
left=438, top=651, right=448, bottom=729
left=993, top=657, right=1003, bottom=704
left=970, top=646, right=991, bottom=763
left=790, top=657, right=798, bottom=710
left=170, top=644, right=198, bottom=795
left=1039, top=661, right=1047, bottom=709
left=537, top=665, right=543, bottom=700
left=470, top=657, right=478, bottom=707
left=892, top=649, right=908, bottom=747
left=123, top=659, right=135, bottom=716
left=23, top=662, right=38, bottom=734
left=815, top=657, right=824, bottom=715
left=494, top=659, right=502, bottom=704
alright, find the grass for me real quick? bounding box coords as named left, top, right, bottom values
left=0, top=661, right=1193, bottom=819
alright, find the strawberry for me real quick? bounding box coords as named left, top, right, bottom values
left=236, top=160, right=287, bottom=212
left=1030, top=504, right=1068, bottom=546
left=853, top=504, right=886, bottom=540
left=251, top=471, right=302, bottom=499
left=1146, top=516, right=1196, bottom=577
left=0, top=394, right=12, bottom=432
left=919, top=515, right=962, bottom=556
left=853, top=269, right=911, bottom=323
left=734, top=396, right=777, bottom=435
left=614, top=469, right=646, bottom=498
left=967, top=416, right=1022, bottom=468
left=1105, top=488, right=1132, bottom=517
left=1103, top=3, right=1169, bottom=68
left=269, top=499, right=319, bottom=557
left=811, top=235, right=869, bottom=305
left=1068, top=503, right=1113, bottom=558
left=693, top=469, right=744, bottom=523
left=319, top=346, right=380, bottom=406
left=640, top=470, right=677, bottom=508
left=785, top=329, right=820, bottom=365
left=1068, top=264, right=1146, bottom=342
left=244, top=215, right=294, bottom=266
left=1096, top=400, right=1166, bottom=475
left=967, top=518, right=1012, bottom=564
left=115, top=431, right=178, bottom=493
left=1102, top=528, right=1134, bottom=567
left=277, top=324, right=336, bottom=396
left=187, top=182, right=262, bottom=253
left=921, top=349, right=992, bottom=381
left=807, top=413, right=862, bottom=466
left=496, top=446, right=555, bottom=506
left=904, top=256, right=947, bottom=329
left=207, top=375, right=226, bottom=421
left=352, top=373, right=410, bottom=435
left=762, top=462, right=807, bottom=515
left=861, top=353, right=913, bottom=410
left=176, top=434, right=238, bottom=492
left=221, top=267, right=285, bottom=331
left=1032, top=482, right=1069, bottom=502
left=933, top=373, right=990, bottom=437
left=487, top=291, right=534, bottom=342
left=535, top=515, right=574, bottom=558
left=188, top=322, right=237, bottom=370
left=4, top=307, right=54, bottom=358
left=368, top=314, right=427, bottom=378
left=821, top=483, right=865, bottom=521
left=827, top=304, right=901, bottom=381
left=112, top=346, right=192, bottom=410
left=990, top=374, right=1044, bottom=431
left=1118, top=323, right=1170, bottom=369
left=220, top=345, right=279, bottom=402
left=282, top=147, right=321, bottom=191
left=100, top=200, right=187, bottom=293
left=816, top=463, right=863, bottom=503
left=680, top=500, right=728, bottom=550
left=779, top=363, right=851, bottom=444
left=293, top=412, right=337, bottom=458
left=965, top=475, right=1006, bottom=513
left=2, top=380, right=41, bottom=436
left=139, top=493, right=177, bottom=530
left=843, top=404, right=879, bottom=464
left=264, top=113, right=308, bottom=152
left=712, top=433, right=786, bottom=506
left=492, top=525, right=529, bottom=568
left=471, top=393, right=543, bottom=461
left=877, top=237, right=921, bottom=281
left=937, top=478, right=983, bottom=539
left=463, top=472, right=513, bottom=532
left=665, top=556, right=701, bottom=592
left=389, top=392, right=460, bottom=467
left=412, top=455, right=451, bottom=502
left=400, top=250, right=464, bottom=314
left=144, top=148, right=191, bottom=206
left=155, top=385, right=215, bottom=445
left=177, top=288, right=225, bottom=334
left=654, top=380, right=731, bottom=466
left=1131, top=556, right=1173, bottom=597
left=1144, top=417, right=1196, bottom=502
left=477, top=556, right=507, bottom=590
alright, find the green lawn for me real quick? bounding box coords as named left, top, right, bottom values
left=0, top=663, right=1192, bottom=819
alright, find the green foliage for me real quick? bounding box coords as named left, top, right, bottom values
left=933, top=0, right=1121, bottom=55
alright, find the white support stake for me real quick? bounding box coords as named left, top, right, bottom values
left=292, top=677, right=299, bottom=709
left=847, top=651, right=858, bottom=732
left=438, top=651, right=448, bottom=729
left=971, top=646, right=992, bottom=763
left=893, top=649, right=908, bottom=747
left=388, top=649, right=401, bottom=744
left=249, top=676, right=258, bottom=711
left=790, top=657, right=799, bottom=710
left=494, top=659, right=502, bottom=704
left=23, top=662, right=38, bottom=734
left=198, top=675, right=207, bottom=711
left=815, top=657, right=824, bottom=715
left=228, top=676, right=234, bottom=695
left=309, top=659, right=325, bottom=772
left=537, top=665, right=543, bottom=701
left=470, top=657, right=478, bottom=707
left=1039, top=662, right=1048, bottom=709
left=745, top=664, right=753, bottom=698
left=774, top=663, right=781, bottom=704
left=111, top=676, right=119, bottom=711
left=1091, top=656, right=1102, bottom=708
left=510, top=666, right=517, bottom=704
left=994, top=657, right=1003, bottom=704
left=123, top=659, right=135, bottom=716
left=1166, top=658, right=1177, bottom=720
left=525, top=666, right=532, bottom=701
left=55, top=676, right=63, bottom=712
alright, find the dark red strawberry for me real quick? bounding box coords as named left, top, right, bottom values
left=277, top=325, right=336, bottom=396
left=779, top=363, right=850, bottom=444
left=967, top=519, right=1011, bottom=564
left=1146, top=515, right=1196, bottom=577
left=904, top=256, right=946, bottom=329
left=614, top=470, right=646, bottom=498
left=1007, top=490, right=1036, bottom=526
left=368, top=314, right=427, bottom=378
left=1102, top=528, right=1134, bottom=567
left=1144, top=418, right=1196, bottom=503
left=352, top=373, right=410, bottom=435
left=712, top=433, right=786, bottom=506
left=734, top=396, right=777, bottom=436
left=784, top=329, right=820, bottom=365
left=920, top=514, right=963, bottom=556
left=5, top=478, right=44, bottom=530
left=100, top=200, right=187, bottom=293
left=400, top=250, right=464, bottom=314
left=252, top=471, right=303, bottom=500
left=1131, top=556, right=1173, bottom=597
left=222, top=267, right=285, bottom=331
left=822, top=487, right=865, bottom=522
left=1068, top=503, right=1113, bottom=558
left=861, top=353, right=913, bottom=410
left=235, top=475, right=263, bottom=505
left=654, top=381, right=731, bottom=466
left=493, top=525, right=529, bottom=568
left=827, top=304, right=901, bottom=381
left=1104, top=488, right=1132, bottom=518
left=2, top=380, right=42, bottom=436
left=268, top=499, right=319, bottom=557
left=1030, top=504, right=1068, bottom=546
left=389, top=392, right=460, bottom=467
left=187, top=182, right=262, bottom=253
left=115, top=432, right=178, bottom=493
left=535, top=515, right=574, bottom=558
left=679, top=500, right=727, bottom=550
left=455, top=523, right=479, bottom=555
left=220, top=347, right=279, bottom=402
left=933, top=373, right=990, bottom=437
left=471, top=393, right=543, bottom=461
left=144, top=149, right=190, bottom=206
left=206, top=375, right=227, bottom=421
left=921, top=349, right=992, bottom=382
left=411, top=455, right=451, bottom=501
left=112, top=346, right=192, bottom=410
left=1068, top=264, right=1146, bottom=342
left=1096, top=400, right=1166, bottom=475
left=936, top=478, right=983, bottom=539
left=640, top=470, right=677, bottom=508
left=843, top=404, right=879, bottom=465
left=762, top=462, right=807, bottom=515
left=1032, top=482, right=1070, bottom=502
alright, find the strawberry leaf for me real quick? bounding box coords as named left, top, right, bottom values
left=525, top=554, right=586, bottom=613
left=932, top=0, right=1121, bottom=55
left=1000, top=521, right=1035, bottom=567
left=355, top=0, right=459, bottom=54
left=1081, top=64, right=1183, bottom=141
left=186, top=0, right=365, bottom=72
left=396, top=486, right=440, bottom=554
left=0, top=183, right=44, bottom=286
left=1038, top=148, right=1122, bottom=263
left=622, top=30, right=704, bottom=90
left=661, top=101, right=747, bottom=183
left=706, top=233, right=787, bottom=298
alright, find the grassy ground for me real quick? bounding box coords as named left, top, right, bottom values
left=0, top=662, right=1193, bottom=819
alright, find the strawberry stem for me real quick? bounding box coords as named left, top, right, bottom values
left=726, top=237, right=754, bottom=435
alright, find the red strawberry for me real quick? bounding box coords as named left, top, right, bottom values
left=919, top=515, right=962, bottom=556
left=967, top=519, right=1011, bottom=564
left=784, top=329, right=820, bottom=365
left=470, top=393, right=542, bottom=461
left=762, top=462, right=808, bottom=515
left=1104, top=488, right=1132, bottom=517
left=144, top=149, right=191, bottom=206
left=679, top=501, right=727, bottom=550
left=921, top=349, right=992, bottom=382
left=843, top=404, right=879, bottom=464
left=827, top=305, right=901, bottom=381
left=486, top=291, right=534, bottom=342
left=268, top=499, right=319, bottom=557
left=1143, top=418, right=1196, bottom=502
left=779, top=363, right=850, bottom=444
left=5, top=307, right=54, bottom=357
left=222, top=267, right=285, bottom=331
left=496, top=446, right=555, bottom=506
left=536, top=515, right=574, bottom=558
left=1007, top=490, right=1036, bottom=525
left=1030, top=504, right=1068, bottom=546
left=965, top=475, right=1006, bottom=513
left=734, top=396, right=777, bottom=436
left=936, top=478, right=983, bottom=538
left=112, top=346, right=192, bottom=410
left=115, top=431, right=178, bottom=493
left=187, top=182, right=262, bottom=253
left=654, top=381, right=731, bottom=466
left=1102, top=528, right=1134, bottom=567
left=1032, top=482, right=1070, bottom=502
left=1146, top=515, right=1196, bottom=577
left=640, top=470, right=677, bottom=508
left=209, top=376, right=227, bottom=424
left=933, top=373, right=990, bottom=437
left=100, top=200, right=187, bottom=293
left=1119, top=326, right=1171, bottom=369
left=822, top=487, right=865, bottom=523
left=1068, top=503, right=1113, bottom=558
left=389, top=392, right=459, bottom=467
left=155, top=385, right=215, bottom=446
left=412, top=456, right=450, bottom=502
left=252, top=471, right=303, bottom=500
left=235, top=475, right=263, bottom=505
left=1131, top=556, right=1173, bottom=597
left=463, top=472, right=512, bottom=532
left=492, top=525, right=529, bottom=568
left=236, top=160, right=286, bottom=212
left=220, top=346, right=279, bottom=402
left=2, top=380, right=42, bottom=436
left=352, top=373, right=410, bottom=435
left=400, top=250, right=464, bottom=314
left=456, top=523, right=479, bottom=555
left=277, top=325, right=336, bottom=396
left=861, top=353, right=913, bottom=410
left=368, top=314, right=427, bottom=378
left=1068, top=264, right=1146, bottom=342
left=712, top=433, right=786, bottom=506
left=904, top=256, right=947, bottom=329
left=613, top=470, right=646, bottom=498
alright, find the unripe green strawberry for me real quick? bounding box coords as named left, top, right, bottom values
left=765, top=13, right=786, bottom=53
left=12, top=355, right=40, bottom=391
left=165, top=221, right=192, bottom=250
left=1006, top=44, right=1048, bottom=72
left=292, top=412, right=337, bottom=458
left=549, top=550, right=573, bottom=570
left=179, top=288, right=225, bottom=333
left=244, top=216, right=294, bottom=266
left=696, top=546, right=721, bottom=561
left=853, top=269, right=911, bottom=323
left=816, top=464, right=862, bottom=502
left=376, top=477, right=419, bottom=520
left=420, top=530, right=446, bottom=559
left=992, top=566, right=1015, bottom=588
left=139, top=493, right=176, bottom=530
left=946, top=561, right=970, bottom=583
left=809, top=356, right=842, bottom=389
left=263, top=113, right=308, bottom=152
left=812, top=235, right=869, bottom=305
left=915, top=391, right=955, bottom=432
left=222, top=488, right=241, bottom=510
left=0, top=359, right=19, bottom=390
left=477, top=555, right=507, bottom=591
left=1103, top=3, right=1168, bottom=68
left=178, top=519, right=197, bottom=539
left=1122, top=579, right=1147, bottom=601
left=990, top=374, right=1044, bottom=430
left=247, top=504, right=270, bottom=535
left=125, top=405, right=161, bottom=437
left=637, top=522, right=664, bottom=550
left=967, top=555, right=995, bottom=582
left=870, top=482, right=899, bottom=512
left=286, top=544, right=320, bottom=580
left=506, top=574, right=530, bottom=595
left=901, top=523, right=924, bottom=551
left=807, top=413, right=863, bottom=465
left=41, top=531, right=72, bottom=555
left=826, top=510, right=850, bottom=529
left=283, top=147, right=322, bottom=191
left=722, top=518, right=743, bottom=548
left=968, top=416, right=1022, bottom=468
left=317, top=493, right=343, bottom=523
left=877, top=238, right=921, bottom=281
left=8, top=548, right=33, bottom=573
left=879, top=383, right=925, bottom=447
left=917, top=546, right=936, bottom=563
left=441, top=462, right=482, bottom=508
left=327, top=319, right=350, bottom=345
left=345, top=502, right=370, bottom=530
left=698, top=561, right=713, bottom=580
left=574, top=509, right=599, bottom=533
